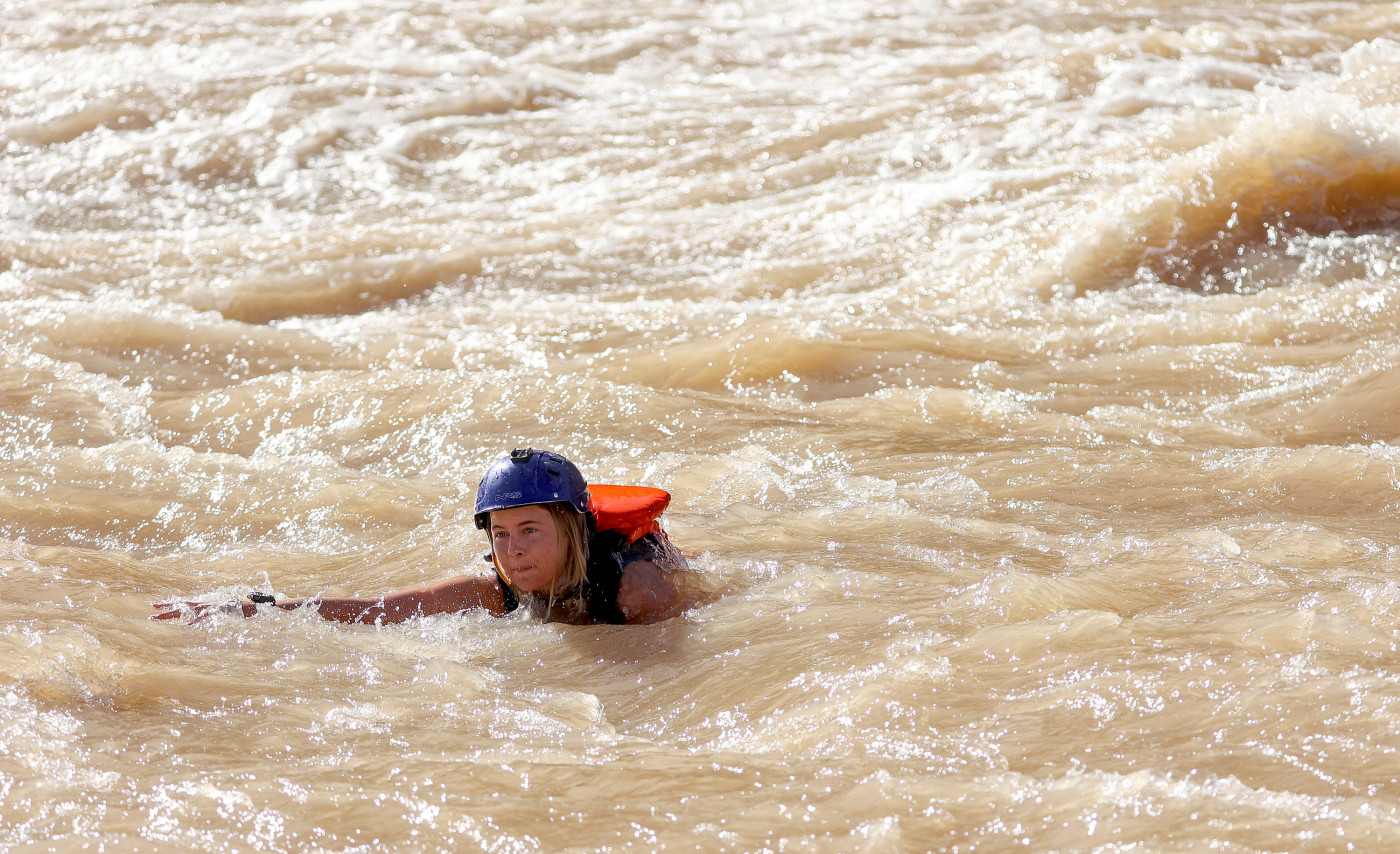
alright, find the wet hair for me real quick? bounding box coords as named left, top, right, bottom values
left=544, top=502, right=590, bottom=602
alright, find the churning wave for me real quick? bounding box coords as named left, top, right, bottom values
left=1048, top=39, right=1400, bottom=296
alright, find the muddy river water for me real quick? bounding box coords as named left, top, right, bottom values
left=4, top=0, right=1400, bottom=850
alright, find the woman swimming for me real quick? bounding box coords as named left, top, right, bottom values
left=152, top=448, right=685, bottom=625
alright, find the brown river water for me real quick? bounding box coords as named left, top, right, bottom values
left=5, top=1, right=1400, bottom=851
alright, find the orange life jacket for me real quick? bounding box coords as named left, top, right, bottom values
left=589, top=484, right=671, bottom=543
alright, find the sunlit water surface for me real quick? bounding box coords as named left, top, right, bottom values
left=4, top=0, right=1400, bottom=850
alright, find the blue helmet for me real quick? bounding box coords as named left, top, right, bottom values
left=474, top=448, right=590, bottom=530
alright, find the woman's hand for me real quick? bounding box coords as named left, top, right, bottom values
left=150, top=595, right=300, bottom=622
left=151, top=598, right=252, bottom=622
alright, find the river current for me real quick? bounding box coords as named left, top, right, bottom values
left=4, top=1, right=1400, bottom=851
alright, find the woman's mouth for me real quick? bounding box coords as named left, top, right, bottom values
left=507, top=564, right=544, bottom=588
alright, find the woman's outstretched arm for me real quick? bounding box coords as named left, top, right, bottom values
left=152, top=574, right=505, bottom=624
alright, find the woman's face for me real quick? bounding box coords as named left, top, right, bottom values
left=489, top=504, right=563, bottom=593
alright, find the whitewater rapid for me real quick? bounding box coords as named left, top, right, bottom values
left=4, top=0, right=1400, bottom=850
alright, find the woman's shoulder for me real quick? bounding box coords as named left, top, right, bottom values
left=625, top=531, right=687, bottom=572
left=414, top=572, right=506, bottom=614
left=615, top=558, right=680, bottom=622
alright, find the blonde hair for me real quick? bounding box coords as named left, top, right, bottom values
left=491, top=503, right=591, bottom=609
left=545, top=502, right=590, bottom=601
